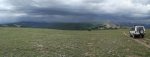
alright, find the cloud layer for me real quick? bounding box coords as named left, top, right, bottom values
left=0, top=0, right=150, bottom=24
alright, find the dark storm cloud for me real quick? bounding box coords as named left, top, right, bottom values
left=0, top=0, right=150, bottom=24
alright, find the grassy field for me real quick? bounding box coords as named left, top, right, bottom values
left=0, top=27, right=150, bottom=57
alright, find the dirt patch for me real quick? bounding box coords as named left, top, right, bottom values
left=87, top=43, right=93, bottom=47
left=133, top=39, right=150, bottom=48
left=31, top=40, right=49, bottom=55
left=123, top=32, right=150, bottom=48
left=84, top=52, right=95, bottom=57
left=84, top=41, right=96, bottom=57
left=127, top=55, right=141, bottom=57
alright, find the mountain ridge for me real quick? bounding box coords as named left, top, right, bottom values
left=0, top=21, right=150, bottom=30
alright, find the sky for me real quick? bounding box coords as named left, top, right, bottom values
left=0, top=0, right=150, bottom=24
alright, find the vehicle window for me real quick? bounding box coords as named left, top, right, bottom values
left=137, top=27, right=144, bottom=31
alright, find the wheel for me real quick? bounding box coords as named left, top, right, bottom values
left=133, top=35, right=136, bottom=38
left=141, top=35, right=144, bottom=38
left=130, top=34, right=132, bottom=37
left=130, top=35, right=132, bottom=37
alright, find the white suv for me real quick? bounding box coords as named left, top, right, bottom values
left=129, top=26, right=145, bottom=38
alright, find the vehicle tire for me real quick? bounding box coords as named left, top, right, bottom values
left=130, top=34, right=132, bottom=37
left=141, top=35, right=144, bottom=38
left=133, top=35, right=136, bottom=38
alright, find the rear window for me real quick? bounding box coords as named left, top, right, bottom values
left=137, top=27, right=144, bottom=31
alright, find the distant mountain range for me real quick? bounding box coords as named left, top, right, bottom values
left=0, top=21, right=150, bottom=30
left=0, top=22, right=94, bottom=30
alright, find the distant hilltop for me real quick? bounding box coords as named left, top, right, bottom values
left=104, top=20, right=120, bottom=29
left=0, top=21, right=149, bottom=30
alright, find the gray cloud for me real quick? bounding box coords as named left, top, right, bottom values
left=0, top=0, right=149, bottom=24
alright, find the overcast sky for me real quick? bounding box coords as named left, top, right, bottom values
left=0, top=0, right=150, bottom=24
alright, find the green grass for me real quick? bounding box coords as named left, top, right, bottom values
left=0, top=27, right=150, bottom=57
